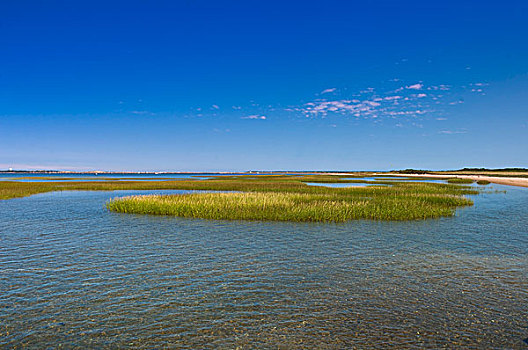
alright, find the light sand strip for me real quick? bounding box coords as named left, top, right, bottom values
left=381, top=173, right=528, bottom=188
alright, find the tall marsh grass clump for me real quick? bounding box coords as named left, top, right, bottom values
left=447, top=178, right=475, bottom=184
left=107, top=183, right=475, bottom=222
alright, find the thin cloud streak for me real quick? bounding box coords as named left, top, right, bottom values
left=406, top=83, right=423, bottom=90
left=320, top=88, right=337, bottom=94
left=242, top=115, right=267, bottom=120
left=438, top=130, right=467, bottom=135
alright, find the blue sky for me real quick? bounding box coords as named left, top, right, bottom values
left=1, top=0, right=527, bottom=171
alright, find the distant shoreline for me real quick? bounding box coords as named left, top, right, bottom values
left=1, top=168, right=526, bottom=175
left=2, top=169, right=527, bottom=188
left=0, top=171, right=305, bottom=175
left=0, top=170, right=362, bottom=175
left=382, top=173, right=528, bottom=188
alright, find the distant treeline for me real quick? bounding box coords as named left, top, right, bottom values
left=456, top=167, right=528, bottom=172
left=396, top=169, right=430, bottom=174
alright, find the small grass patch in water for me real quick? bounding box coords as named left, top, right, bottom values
left=476, top=180, right=491, bottom=185
left=447, top=178, right=475, bottom=184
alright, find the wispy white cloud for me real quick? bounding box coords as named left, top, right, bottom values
left=290, top=97, right=432, bottom=120
left=282, top=77, right=487, bottom=125
left=427, top=85, right=450, bottom=91
left=288, top=82, right=438, bottom=121
left=386, top=110, right=427, bottom=116
left=131, top=110, right=156, bottom=116
left=296, top=100, right=379, bottom=117
left=187, top=77, right=488, bottom=130
left=213, top=128, right=231, bottom=133
left=360, top=87, right=375, bottom=94
left=438, top=130, right=467, bottom=135
left=406, top=83, right=423, bottom=90
left=242, top=115, right=267, bottom=120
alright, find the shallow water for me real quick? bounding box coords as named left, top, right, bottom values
left=0, top=173, right=447, bottom=184
left=374, top=177, right=447, bottom=183
left=1, top=185, right=527, bottom=348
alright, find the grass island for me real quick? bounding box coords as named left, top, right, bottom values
left=1, top=174, right=479, bottom=222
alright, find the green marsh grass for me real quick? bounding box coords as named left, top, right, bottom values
left=0, top=175, right=478, bottom=221
left=106, top=190, right=472, bottom=222
left=447, top=178, right=475, bottom=184
left=106, top=180, right=476, bottom=222
left=476, top=180, right=491, bottom=185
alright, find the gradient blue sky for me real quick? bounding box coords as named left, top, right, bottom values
left=1, top=0, right=527, bottom=171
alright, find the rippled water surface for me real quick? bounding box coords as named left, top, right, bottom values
left=1, top=185, right=527, bottom=348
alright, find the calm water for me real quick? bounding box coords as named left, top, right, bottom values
left=1, top=185, right=527, bottom=348
left=0, top=173, right=448, bottom=184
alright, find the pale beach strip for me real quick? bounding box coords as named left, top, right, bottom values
left=380, top=173, right=528, bottom=188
